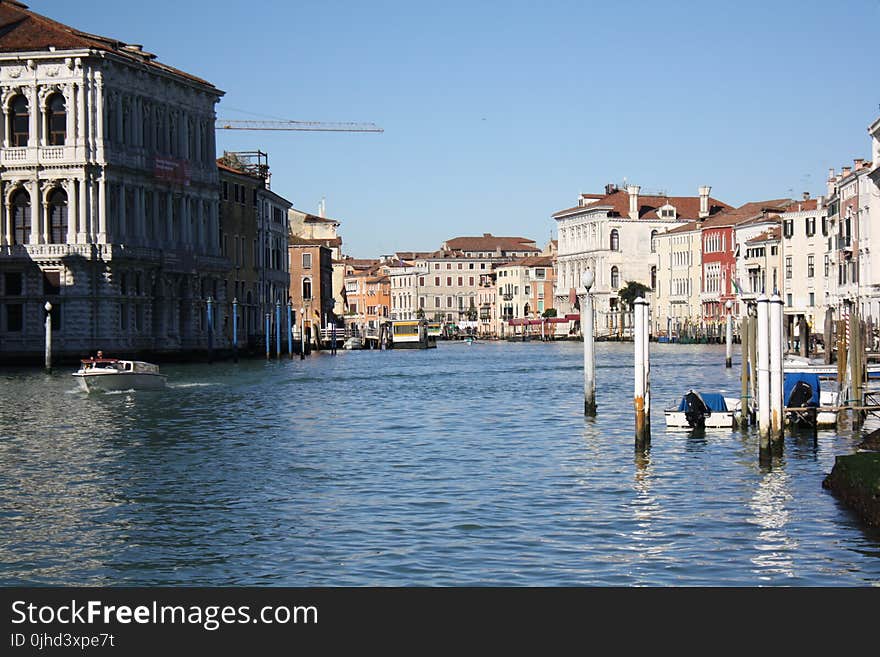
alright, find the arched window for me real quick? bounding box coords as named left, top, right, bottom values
left=302, top=277, right=312, bottom=300
left=11, top=95, right=29, bottom=147
left=610, top=266, right=619, bottom=289
left=651, top=265, right=657, bottom=290
left=48, top=188, right=68, bottom=243
left=11, top=189, right=31, bottom=244
left=47, top=93, right=66, bottom=146
left=610, top=228, right=619, bottom=251
left=650, top=229, right=658, bottom=253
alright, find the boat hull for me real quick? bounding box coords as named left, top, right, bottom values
left=665, top=410, right=737, bottom=429
left=73, top=372, right=167, bottom=392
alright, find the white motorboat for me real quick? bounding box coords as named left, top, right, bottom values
left=665, top=390, right=740, bottom=429
left=72, top=357, right=167, bottom=392
left=343, top=337, right=363, bottom=350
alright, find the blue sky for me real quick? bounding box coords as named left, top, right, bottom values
left=42, top=0, right=880, bottom=257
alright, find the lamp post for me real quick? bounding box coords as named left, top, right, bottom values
left=275, top=300, right=281, bottom=359
left=232, top=297, right=239, bottom=363
left=300, top=307, right=306, bottom=360
left=265, top=312, right=270, bottom=360
left=206, top=295, right=214, bottom=364
left=581, top=270, right=596, bottom=416
left=287, top=300, right=293, bottom=359
left=44, top=301, right=52, bottom=372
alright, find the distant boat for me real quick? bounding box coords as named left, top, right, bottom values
left=389, top=320, right=436, bottom=349
left=72, top=357, right=166, bottom=392
left=343, top=336, right=363, bottom=350
left=665, top=390, right=739, bottom=429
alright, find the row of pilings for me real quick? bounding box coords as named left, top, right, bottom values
left=579, top=282, right=823, bottom=456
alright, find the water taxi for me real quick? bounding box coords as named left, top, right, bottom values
left=391, top=320, right=436, bottom=349
left=72, top=357, right=167, bottom=392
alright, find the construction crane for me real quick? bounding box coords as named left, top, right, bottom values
left=216, top=119, right=383, bottom=133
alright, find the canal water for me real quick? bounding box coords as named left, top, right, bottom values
left=1, top=341, right=879, bottom=586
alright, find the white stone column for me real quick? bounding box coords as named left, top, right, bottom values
left=76, top=79, right=86, bottom=150
left=97, top=174, right=107, bottom=243
left=78, top=176, right=88, bottom=243
left=94, top=71, right=104, bottom=158
left=2, top=104, right=8, bottom=149
left=28, top=84, right=38, bottom=148
left=65, top=85, right=74, bottom=148
left=67, top=178, right=77, bottom=244
left=0, top=181, right=6, bottom=246
left=28, top=180, right=40, bottom=244
left=41, top=195, right=49, bottom=244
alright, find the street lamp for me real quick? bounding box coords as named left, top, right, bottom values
left=300, top=306, right=306, bottom=360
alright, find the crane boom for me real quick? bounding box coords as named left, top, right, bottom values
left=216, top=119, right=383, bottom=133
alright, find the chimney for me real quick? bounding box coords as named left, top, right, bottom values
left=817, top=195, right=825, bottom=210
left=483, top=233, right=491, bottom=238
left=854, top=158, right=865, bottom=168
left=627, top=185, right=640, bottom=220
left=699, top=185, right=711, bottom=218
left=827, top=168, right=836, bottom=196
left=842, top=166, right=852, bottom=177
left=802, top=191, right=810, bottom=201
left=604, top=183, right=617, bottom=195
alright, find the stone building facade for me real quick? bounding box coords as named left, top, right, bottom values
left=0, top=1, right=227, bottom=361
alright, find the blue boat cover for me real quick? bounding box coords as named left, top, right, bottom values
left=783, top=372, right=820, bottom=406
left=677, top=392, right=728, bottom=412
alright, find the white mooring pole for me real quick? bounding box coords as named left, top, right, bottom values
left=643, top=295, right=651, bottom=434
left=756, top=295, right=770, bottom=446
left=725, top=299, right=733, bottom=368
left=582, top=271, right=596, bottom=416
left=769, top=294, right=784, bottom=442
left=44, top=301, right=53, bottom=372
left=634, top=297, right=649, bottom=442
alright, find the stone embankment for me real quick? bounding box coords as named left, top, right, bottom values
left=823, top=429, right=880, bottom=527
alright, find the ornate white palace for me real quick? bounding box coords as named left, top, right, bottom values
left=0, top=1, right=229, bottom=361
left=552, top=183, right=728, bottom=333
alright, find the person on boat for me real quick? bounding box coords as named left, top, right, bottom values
left=96, top=350, right=104, bottom=359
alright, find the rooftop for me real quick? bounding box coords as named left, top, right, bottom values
left=442, top=233, right=539, bottom=253
left=0, top=0, right=218, bottom=90
left=552, top=189, right=731, bottom=221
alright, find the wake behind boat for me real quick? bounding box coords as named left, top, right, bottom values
left=72, top=357, right=167, bottom=392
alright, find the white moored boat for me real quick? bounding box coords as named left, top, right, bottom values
left=343, top=336, right=363, bottom=350
left=665, top=390, right=740, bottom=430
left=72, top=357, right=167, bottom=392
